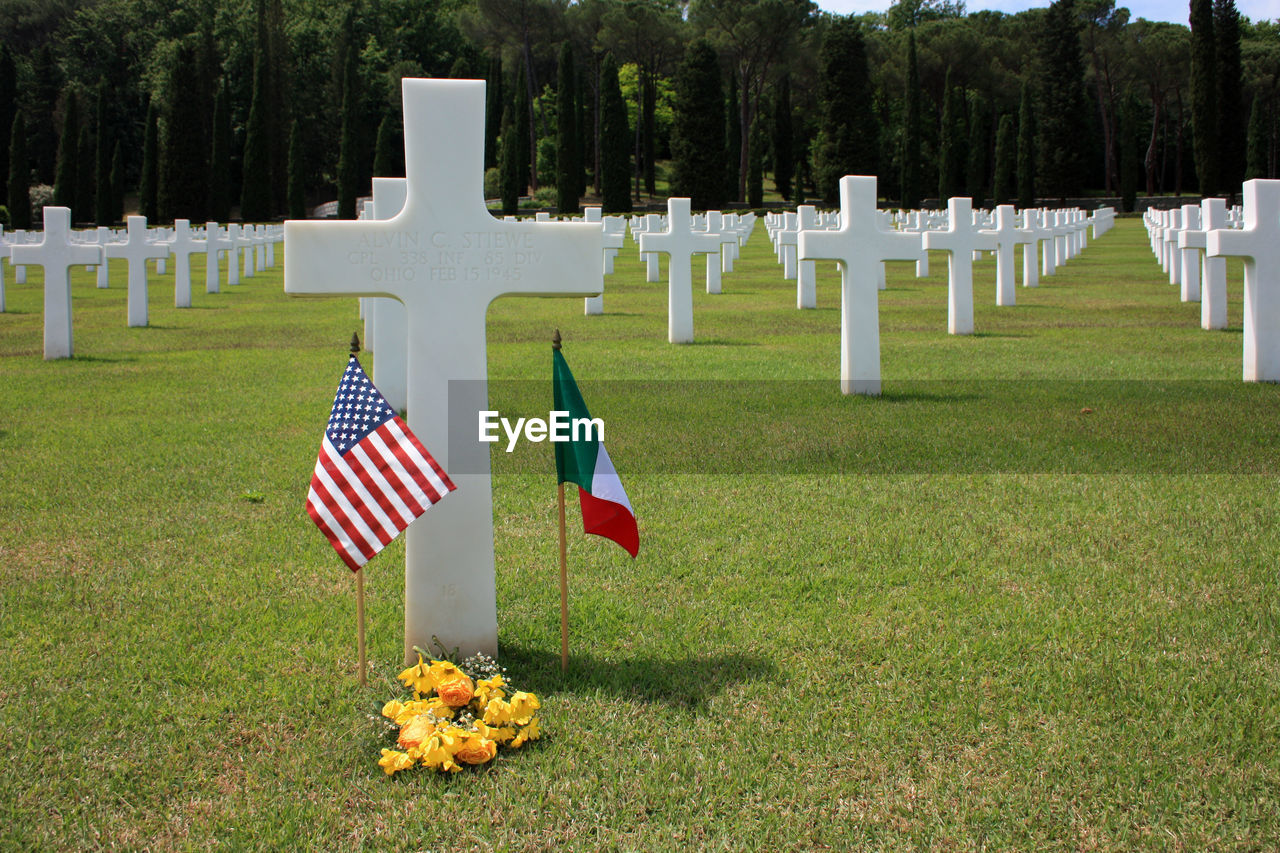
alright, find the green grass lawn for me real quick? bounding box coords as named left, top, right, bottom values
left=1, top=219, right=1277, bottom=850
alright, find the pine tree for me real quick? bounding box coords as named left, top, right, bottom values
left=1246, top=95, right=1267, bottom=180
left=287, top=120, right=306, bottom=219
left=1017, top=81, right=1036, bottom=207
left=725, top=73, right=741, bottom=202
left=1036, top=0, right=1089, bottom=200
left=162, top=44, right=209, bottom=223
left=76, top=126, right=94, bottom=222
left=514, top=65, right=531, bottom=194
left=109, top=140, right=124, bottom=223
left=993, top=114, right=1016, bottom=205
left=485, top=54, right=503, bottom=171
left=209, top=82, right=231, bottom=222
left=938, top=77, right=964, bottom=201
left=0, top=44, right=15, bottom=204
left=1216, top=0, right=1245, bottom=196
left=373, top=115, right=398, bottom=177
left=965, top=93, right=987, bottom=205
left=747, top=119, right=764, bottom=208
left=556, top=42, right=580, bottom=214
left=335, top=46, right=360, bottom=220
left=599, top=54, right=631, bottom=214
left=140, top=102, right=159, bottom=220
left=671, top=39, right=725, bottom=210
left=814, top=16, right=877, bottom=204
left=772, top=76, right=794, bottom=202
left=94, top=79, right=111, bottom=225
left=7, top=111, right=28, bottom=229
left=1190, top=0, right=1218, bottom=196
left=499, top=105, right=519, bottom=215
left=901, top=32, right=922, bottom=209
left=242, top=30, right=273, bottom=221
left=53, top=90, right=79, bottom=212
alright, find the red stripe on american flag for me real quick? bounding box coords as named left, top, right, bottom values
left=306, top=487, right=363, bottom=571
left=317, top=444, right=398, bottom=546
left=390, top=417, right=456, bottom=492
left=359, top=431, right=430, bottom=520
left=308, top=462, right=379, bottom=568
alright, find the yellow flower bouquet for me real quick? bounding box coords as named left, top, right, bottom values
left=376, top=648, right=541, bottom=775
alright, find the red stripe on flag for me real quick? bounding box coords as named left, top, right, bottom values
left=308, top=473, right=378, bottom=569
left=578, top=486, right=639, bottom=558
left=360, top=432, right=430, bottom=519
left=306, top=490, right=363, bottom=571
left=390, top=417, right=456, bottom=492
left=318, top=446, right=397, bottom=547
left=345, top=440, right=420, bottom=529
left=376, top=426, right=443, bottom=506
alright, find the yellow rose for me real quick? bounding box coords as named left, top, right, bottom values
left=397, top=714, right=436, bottom=751
left=454, top=734, right=498, bottom=765
left=437, top=676, right=475, bottom=708
left=378, top=748, right=415, bottom=776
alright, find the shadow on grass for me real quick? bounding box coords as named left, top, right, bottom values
left=686, top=338, right=758, bottom=347
left=501, top=644, right=775, bottom=710
left=67, top=354, right=139, bottom=363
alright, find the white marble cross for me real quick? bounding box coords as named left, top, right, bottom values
left=238, top=226, right=256, bottom=278
left=11, top=207, right=103, bottom=359
left=797, top=176, right=922, bottom=395
left=923, top=197, right=996, bottom=335
left=1179, top=198, right=1228, bottom=330
left=796, top=205, right=820, bottom=309
left=1206, top=179, right=1280, bottom=381
left=104, top=215, right=169, bottom=328
left=206, top=223, right=233, bottom=293
left=638, top=196, right=722, bottom=344
left=1176, top=204, right=1201, bottom=303
left=980, top=204, right=1020, bottom=307
left=642, top=213, right=662, bottom=282
left=284, top=78, right=602, bottom=661
left=94, top=226, right=111, bottom=288
left=225, top=224, right=242, bottom=286
left=583, top=206, right=621, bottom=315
left=702, top=211, right=724, bottom=295
left=164, top=219, right=206, bottom=309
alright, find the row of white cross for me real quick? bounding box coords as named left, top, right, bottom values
left=1, top=210, right=283, bottom=358
left=1139, top=180, right=1280, bottom=382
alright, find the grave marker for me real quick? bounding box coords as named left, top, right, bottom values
left=1206, top=179, right=1280, bottom=381
left=637, top=197, right=722, bottom=344
left=922, top=197, right=995, bottom=335
left=104, top=215, right=170, bottom=328
left=10, top=207, right=103, bottom=359
left=284, top=78, right=602, bottom=660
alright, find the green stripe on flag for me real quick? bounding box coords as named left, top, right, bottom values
left=552, top=348, right=600, bottom=490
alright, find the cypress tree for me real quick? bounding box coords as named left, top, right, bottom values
left=53, top=90, right=79, bottom=212
left=725, top=73, right=741, bottom=202
left=747, top=119, right=764, bottom=208
left=965, top=93, right=987, bottom=205
left=499, top=105, right=519, bottom=215
left=514, top=65, right=531, bottom=194
left=162, top=45, right=209, bottom=223
left=938, top=77, right=963, bottom=201
left=814, top=16, right=877, bottom=204
left=287, top=120, right=306, bottom=219
left=671, top=39, right=725, bottom=210
left=209, top=82, right=231, bottom=222
left=599, top=54, right=631, bottom=214
left=1246, top=95, right=1267, bottom=180
left=31, top=47, right=60, bottom=183
left=1190, top=0, right=1217, bottom=196
left=335, top=46, right=360, bottom=220
left=993, top=114, right=1016, bottom=205
left=7, top=111, right=28, bottom=229
left=242, top=32, right=273, bottom=221
left=485, top=54, right=503, bottom=170
left=0, top=44, right=15, bottom=204
left=902, top=32, right=922, bottom=209
left=1216, top=0, right=1245, bottom=195
left=576, top=66, right=589, bottom=198
left=1036, top=0, right=1089, bottom=200
left=556, top=42, right=580, bottom=214
left=94, top=79, right=111, bottom=225
left=373, top=115, right=398, bottom=177
left=1118, top=96, right=1139, bottom=211
left=76, top=127, right=94, bottom=222
left=140, top=102, right=158, bottom=220
left=642, top=72, right=656, bottom=196
left=1017, top=81, right=1036, bottom=207
left=109, top=140, right=124, bottom=223
left=773, top=76, right=794, bottom=202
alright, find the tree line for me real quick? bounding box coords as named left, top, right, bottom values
left=0, top=0, right=1273, bottom=228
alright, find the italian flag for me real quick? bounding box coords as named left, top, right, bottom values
left=552, top=348, right=639, bottom=558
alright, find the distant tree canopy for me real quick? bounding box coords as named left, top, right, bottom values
left=0, top=0, right=1267, bottom=222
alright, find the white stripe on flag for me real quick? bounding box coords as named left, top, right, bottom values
left=321, top=440, right=403, bottom=540
left=313, top=445, right=385, bottom=553
left=384, top=419, right=454, bottom=498
left=366, top=427, right=440, bottom=514
left=346, top=440, right=419, bottom=527
left=307, top=476, right=369, bottom=567
left=588, top=443, right=633, bottom=512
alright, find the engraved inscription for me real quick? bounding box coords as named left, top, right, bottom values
left=346, top=229, right=541, bottom=284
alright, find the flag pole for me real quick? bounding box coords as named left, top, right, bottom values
left=351, top=332, right=368, bottom=687
left=553, top=330, right=569, bottom=672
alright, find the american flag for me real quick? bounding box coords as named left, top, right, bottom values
left=306, top=355, right=455, bottom=571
